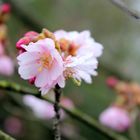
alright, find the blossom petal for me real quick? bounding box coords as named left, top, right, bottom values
left=18, top=62, right=40, bottom=79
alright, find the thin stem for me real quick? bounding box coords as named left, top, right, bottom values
left=0, top=130, right=15, bottom=140
left=0, top=80, right=130, bottom=140
left=110, top=0, right=140, bottom=19
left=53, top=85, right=62, bottom=140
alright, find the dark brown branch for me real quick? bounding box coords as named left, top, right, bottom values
left=53, top=85, right=62, bottom=140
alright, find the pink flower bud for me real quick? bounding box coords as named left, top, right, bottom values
left=99, top=106, right=131, bottom=132
left=24, top=31, right=38, bottom=38
left=0, top=55, right=14, bottom=76
left=29, top=77, right=36, bottom=85
left=16, top=37, right=30, bottom=50
left=1, top=3, right=11, bottom=14
left=106, top=76, right=118, bottom=88
left=18, top=48, right=26, bottom=54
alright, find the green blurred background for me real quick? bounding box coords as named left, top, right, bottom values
left=1, top=0, right=140, bottom=139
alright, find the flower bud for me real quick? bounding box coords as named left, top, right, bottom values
left=16, top=37, right=30, bottom=50
left=24, top=31, right=38, bottom=38
left=99, top=106, right=131, bottom=132
left=29, top=77, right=36, bottom=85
left=106, top=76, right=118, bottom=88
left=1, top=3, right=11, bottom=14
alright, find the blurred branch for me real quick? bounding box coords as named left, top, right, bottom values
left=0, top=130, right=15, bottom=140
left=109, top=0, right=140, bottom=20
left=0, top=80, right=129, bottom=140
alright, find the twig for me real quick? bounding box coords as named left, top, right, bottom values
left=0, top=80, right=130, bottom=140
left=53, top=85, right=62, bottom=140
left=0, top=130, right=15, bottom=140
left=110, top=0, right=140, bottom=19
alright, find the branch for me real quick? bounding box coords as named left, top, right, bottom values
left=0, top=80, right=129, bottom=140
left=0, top=130, right=15, bottom=140
left=110, top=0, right=140, bottom=20
left=53, top=85, right=62, bottom=140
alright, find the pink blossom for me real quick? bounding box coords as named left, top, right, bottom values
left=54, top=30, right=103, bottom=58
left=23, top=95, right=66, bottom=119
left=99, top=106, right=131, bottom=132
left=0, top=55, right=14, bottom=76
left=17, top=38, right=64, bottom=95
left=54, top=30, right=103, bottom=84
left=64, top=55, right=98, bottom=84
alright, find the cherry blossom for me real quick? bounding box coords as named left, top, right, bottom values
left=17, top=38, right=64, bottom=95
left=17, top=29, right=103, bottom=94
left=99, top=106, right=131, bottom=132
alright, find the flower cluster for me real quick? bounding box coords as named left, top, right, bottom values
left=17, top=29, right=103, bottom=95
left=0, top=3, right=14, bottom=76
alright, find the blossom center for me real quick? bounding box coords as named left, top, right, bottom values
left=38, top=52, right=53, bottom=71
left=59, top=38, right=79, bottom=56
left=64, top=68, right=75, bottom=79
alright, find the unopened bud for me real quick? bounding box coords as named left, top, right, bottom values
left=99, top=106, right=131, bottom=132
left=106, top=76, right=118, bottom=88
left=29, top=77, right=36, bottom=85
left=1, top=3, right=11, bottom=14
left=16, top=37, right=30, bottom=49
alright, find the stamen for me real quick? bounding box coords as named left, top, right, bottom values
left=38, top=52, right=53, bottom=72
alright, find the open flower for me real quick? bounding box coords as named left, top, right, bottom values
left=64, top=55, right=98, bottom=84
left=99, top=106, right=131, bottom=132
left=17, top=38, right=64, bottom=95
left=54, top=30, right=103, bottom=84
left=54, top=30, right=103, bottom=57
